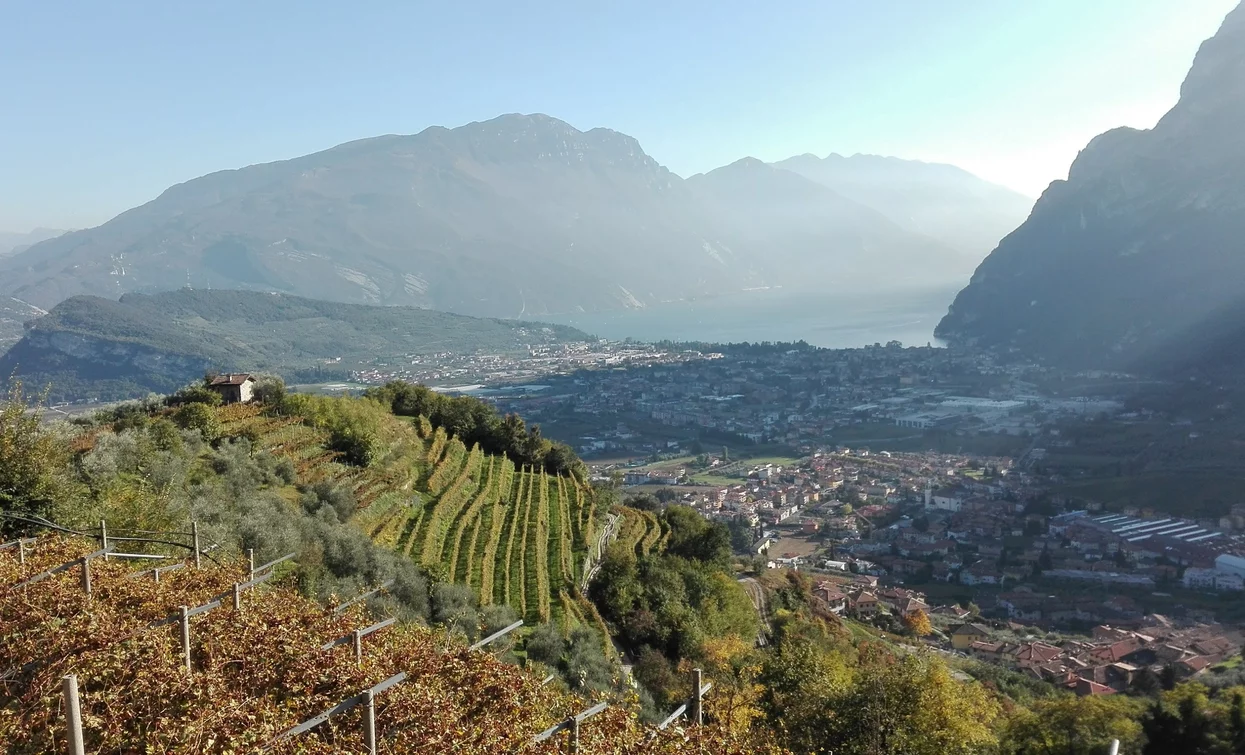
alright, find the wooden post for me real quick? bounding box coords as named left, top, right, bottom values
left=79, top=558, right=92, bottom=596
left=63, top=675, right=85, bottom=755
left=99, top=520, right=108, bottom=560
left=179, top=606, right=191, bottom=672
left=233, top=582, right=242, bottom=611
left=363, top=689, right=377, bottom=755
left=247, top=548, right=255, bottom=581
left=192, top=522, right=201, bottom=569
left=691, top=668, right=703, bottom=726
left=569, top=716, right=580, bottom=755
left=353, top=629, right=364, bottom=667
left=18, top=539, right=25, bottom=565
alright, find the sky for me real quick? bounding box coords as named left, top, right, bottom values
left=0, top=0, right=1238, bottom=231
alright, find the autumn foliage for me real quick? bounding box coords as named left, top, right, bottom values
left=0, top=537, right=784, bottom=754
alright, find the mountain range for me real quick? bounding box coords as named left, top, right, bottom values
left=0, top=119, right=1029, bottom=321
left=936, top=1, right=1245, bottom=372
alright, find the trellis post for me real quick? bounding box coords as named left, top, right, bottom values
left=192, top=521, right=201, bottom=568
left=180, top=606, right=191, bottom=671
left=99, top=520, right=108, bottom=560
left=363, top=689, right=377, bottom=755
left=79, top=558, right=91, bottom=596
left=63, top=674, right=85, bottom=755
left=691, top=668, right=703, bottom=726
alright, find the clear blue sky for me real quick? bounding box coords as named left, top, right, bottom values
left=0, top=0, right=1237, bottom=230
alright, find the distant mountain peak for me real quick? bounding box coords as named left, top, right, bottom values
left=770, top=151, right=1033, bottom=258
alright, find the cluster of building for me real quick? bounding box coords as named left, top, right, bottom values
left=950, top=620, right=1242, bottom=696
left=489, top=343, right=1100, bottom=454
left=804, top=576, right=1243, bottom=696
left=349, top=340, right=694, bottom=391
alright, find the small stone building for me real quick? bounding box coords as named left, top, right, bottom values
left=207, top=373, right=256, bottom=404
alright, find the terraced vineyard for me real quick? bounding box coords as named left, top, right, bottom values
left=213, top=402, right=607, bottom=628
left=614, top=506, right=666, bottom=558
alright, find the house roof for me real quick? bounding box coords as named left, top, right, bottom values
left=1074, top=678, right=1115, bottom=696
left=953, top=623, right=991, bottom=637
left=209, top=373, right=255, bottom=386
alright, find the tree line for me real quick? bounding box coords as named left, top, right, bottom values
left=365, top=381, right=587, bottom=481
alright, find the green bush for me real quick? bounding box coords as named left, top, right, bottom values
left=168, top=382, right=223, bottom=407
left=173, top=402, right=222, bottom=443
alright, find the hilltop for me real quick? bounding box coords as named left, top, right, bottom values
left=1, top=114, right=984, bottom=319
left=935, top=2, right=1245, bottom=370
left=0, top=289, right=591, bottom=401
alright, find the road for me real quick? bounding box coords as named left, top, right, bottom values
left=738, top=577, right=772, bottom=647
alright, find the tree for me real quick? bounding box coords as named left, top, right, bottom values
left=167, top=381, right=222, bottom=407
left=1161, top=664, right=1179, bottom=691
left=0, top=381, right=76, bottom=533
left=904, top=609, right=933, bottom=638
left=525, top=622, right=567, bottom=667
left=729, top=517, right=754, bottom=555
left=1001, top=694, right=1145, bottom=755
left=1131, top=667, right=1163, bottom=697
left=173, top=402, right=222, bottom=443
left=251, top=376, right=286, bottom=406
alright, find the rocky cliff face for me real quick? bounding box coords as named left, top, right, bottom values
left=935, top=2, right=1245, bottom=369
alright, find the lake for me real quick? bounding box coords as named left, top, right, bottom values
left=542, top=284, right=961, bottom=349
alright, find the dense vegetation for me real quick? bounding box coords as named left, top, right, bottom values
left=0, top=289, right=591, bottom=401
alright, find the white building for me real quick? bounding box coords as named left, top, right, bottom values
left=1185, top=565, right=1245, bottom=592
left=1215, top=553, right=1245, bottom=579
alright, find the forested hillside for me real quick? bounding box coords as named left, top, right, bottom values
left=0, top=289, right=590, bottom=401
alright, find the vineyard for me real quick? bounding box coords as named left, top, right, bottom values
left=214, top=402, right=609, bottom=631
left=0, top=536, right=774, bottom=754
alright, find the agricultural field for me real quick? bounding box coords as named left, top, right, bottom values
left=214, top=402, right=610, bottom=630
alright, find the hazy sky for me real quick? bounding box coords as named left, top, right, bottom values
left=0, top=0, right=1237, bottom=231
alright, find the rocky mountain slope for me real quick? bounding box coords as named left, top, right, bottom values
left=0, top=289, right=589, bottom=400
left=935, top=2, right=1245, bottom=370
left=772, top=153, right=1033, bottom=260
left=1, top=115, right=981, bottom=320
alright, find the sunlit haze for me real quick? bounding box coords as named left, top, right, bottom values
left=0, top=0, right=1236, bottom=231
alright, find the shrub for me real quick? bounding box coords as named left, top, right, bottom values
left=173, top=402, right=222, bottom=443
left=167, top=382, right=223, bottom=407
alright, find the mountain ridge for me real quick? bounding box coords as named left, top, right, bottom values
left=934, top=1, right=1245, bottom=370
left=771, top=152, right=1034, bottom=259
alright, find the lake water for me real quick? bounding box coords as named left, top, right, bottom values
left=542, top=284, right=961, bottom=349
